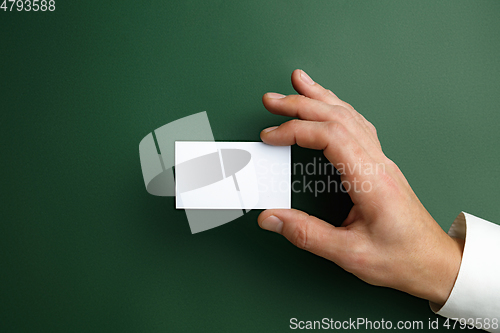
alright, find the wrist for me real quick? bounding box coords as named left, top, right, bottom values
left=428, top=236, right=465, bottom=307
left=395, top=229, right=465, bottom=306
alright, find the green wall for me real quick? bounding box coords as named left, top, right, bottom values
left=2, top=1, right=498, bottom=331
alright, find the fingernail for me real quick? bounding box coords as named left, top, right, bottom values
left=262, top=126, right=278, bottom=133
left=266, top=92, right=286, bottom=99
left=261, top=215, right=283, bottom=234
left=300, top=70, right=314, bottom=85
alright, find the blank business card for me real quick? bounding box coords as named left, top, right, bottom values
left=175, top=142, right=291, bottom=209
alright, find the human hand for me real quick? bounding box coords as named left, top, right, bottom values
left=258, top=69, right=464, bottom=306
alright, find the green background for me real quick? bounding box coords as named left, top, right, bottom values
left=2, top=1, right=499, bottom=332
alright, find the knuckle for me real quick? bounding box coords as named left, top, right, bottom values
left=340, top=240, right=371, bottom=273
left=286, top=118, right=302, bottom=131
left=322, top=88, right=334, bottom=100
left=364, top=119, right=377, bottom=136
left=346, top=253, right=368, bottom=272
left=352, top=251, right=368, bottom=266
left=289, top=217, right=310, bottom=250
left=352, top=145, right=366, bottom=160
left=291, top=94, right=310, bottom=107
left=295, top=96, right=312, bottom=118
left=331, top=105, right=350, bottom=119
left=384, top=158, right=400, bottom=173
left=325, top=121, right=346, bottom=138
left=287, top=94, right=301, bottom=104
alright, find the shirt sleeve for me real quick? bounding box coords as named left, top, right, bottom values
left=430, top=212, right=500, bottom=332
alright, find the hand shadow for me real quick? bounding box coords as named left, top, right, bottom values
left=290, top=145, right=353, bottom=227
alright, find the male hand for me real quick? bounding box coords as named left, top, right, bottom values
left=258, top=69, right=464, bottom=306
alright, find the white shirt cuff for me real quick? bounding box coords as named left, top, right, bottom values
left=430, top=212, right=500, bottom=332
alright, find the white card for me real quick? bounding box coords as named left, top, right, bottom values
left=175, top=142, right=291, bottom=209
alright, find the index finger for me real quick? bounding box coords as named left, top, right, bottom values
left=261, top=119, right=374, bottom=203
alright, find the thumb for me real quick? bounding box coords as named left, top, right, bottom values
left=258, top=209, right=347, bottom=261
